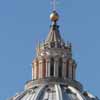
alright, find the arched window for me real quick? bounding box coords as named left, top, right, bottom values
left=50, top=58, right=54, bottom=76
left=58, top=58, right=62, bottom=77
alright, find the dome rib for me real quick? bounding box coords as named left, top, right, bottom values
left=55, top=84, right=63, bottom=100
left=33, top=85, right=46, bottom=100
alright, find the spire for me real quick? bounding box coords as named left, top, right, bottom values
left=45, top=0, right=65, bottom=44
left=45, top=11, right=64, bottom=45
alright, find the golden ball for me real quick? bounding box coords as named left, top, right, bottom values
left=50, top=11, right=59, bottom=21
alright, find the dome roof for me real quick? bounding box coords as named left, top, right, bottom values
left=8, top=79, right=99, bottom=100
left=8, top=85, right=98, bottom=100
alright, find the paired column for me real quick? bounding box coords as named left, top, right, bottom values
left=46, top=58, right=51, bottom=77
left=32, top=57, right=77, bottom=80
left=39, top=58, right=46, bottom=79
left=62, top=58, right=67, bottom=78
left=32, top=59, right=38, bottom=80
left=68, top=60, right=73, bottom=79
left=72, top=63, right=77, bottom=80
left=54, top=58, right=59, bottom=77
left=39, top=60, right=42, bottom=79
left=48, top=58, right=51, bottom=77
left=42, top=59, right=46, bottom=78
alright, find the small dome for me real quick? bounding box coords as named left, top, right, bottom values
left=50, top=11, right=59, bottom=21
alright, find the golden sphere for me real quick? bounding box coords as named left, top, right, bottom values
left=50, top=11, right=59, bottom=21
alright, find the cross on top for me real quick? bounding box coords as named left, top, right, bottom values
left=51, top=0, right=57, bottom=11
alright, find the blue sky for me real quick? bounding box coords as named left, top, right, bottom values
left=0, top=0, right=100, bottom=99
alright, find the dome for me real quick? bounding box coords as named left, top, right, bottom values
left=7, top=11, right=99, bottom=100
left=6, top=2, right=99, bottom=100
left=7, top=12, right=99, bottom=100
left=8, top=78, right=99, bottom=100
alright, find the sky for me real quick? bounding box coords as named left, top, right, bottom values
left=0, top=0, right=100, bottom=99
